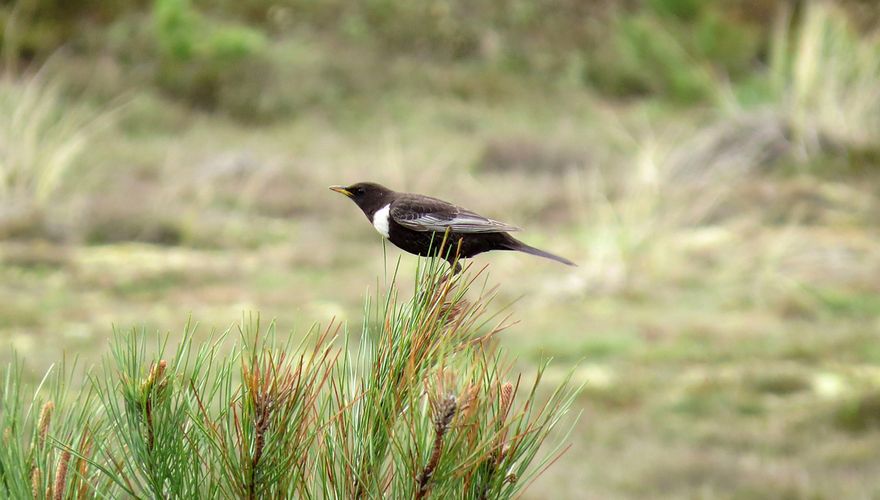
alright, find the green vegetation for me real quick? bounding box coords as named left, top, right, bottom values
left=151, top=0, right=272, bottom=118
left=5, top=0, right=867, bottom=116
left=585, top=1, right=760, bottom=101
left=0, top=261, right=578, bottom=498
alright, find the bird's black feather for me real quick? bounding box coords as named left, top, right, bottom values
left=330, top=182, right=575, bottom=270
left=390, top=195, right=520, bottom=234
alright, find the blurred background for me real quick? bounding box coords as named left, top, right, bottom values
left=1, top=0, right=879, bottom=497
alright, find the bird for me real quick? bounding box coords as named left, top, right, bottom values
left=329, top=182, right=575, bottom=272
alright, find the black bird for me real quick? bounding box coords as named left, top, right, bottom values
left=330, top=182, right=575, bottom=272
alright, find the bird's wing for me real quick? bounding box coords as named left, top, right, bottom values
left=390, top=195, right=521, bottom=233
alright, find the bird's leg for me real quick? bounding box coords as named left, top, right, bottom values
left=434, top=260, right=461, bottom=288
left=450, top=260, right=462, bottom=275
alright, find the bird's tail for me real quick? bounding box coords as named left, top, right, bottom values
left=505, top=237, right=576, bottom=267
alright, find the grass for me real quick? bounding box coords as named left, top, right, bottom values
left=768, top=2, right=880, bottom=159
left=0, top=71, right=117, bottom=241
left=1, top=95, right=878, bottom=495
left=0, top=74, right=102, bottom=204
left=0, top=98, right=878, bottom=496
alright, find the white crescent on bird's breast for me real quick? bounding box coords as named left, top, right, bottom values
left=372, top=204, right=391, bottom=237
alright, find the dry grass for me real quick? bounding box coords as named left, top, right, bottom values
left=0, top=74, right=104, bottom=207
left=687, top=0, right=880, bottom=169
left=0, top=71, right=116, bottom=239
left=768, top=2, right=880, bottom=158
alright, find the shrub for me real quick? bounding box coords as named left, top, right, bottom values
left=0, top=0, right=144, bottom=66
left=583, top=3, right=761, bottom=102
left=151, top=0, right=276, bottom=120
left=0, top=259, right=579, bottom=498
left=585, top=13, right=716, bottom=102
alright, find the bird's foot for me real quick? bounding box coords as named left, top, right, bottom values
left=435, top=261, right=461, bottom=288
left=451, top=261, right=462, bottom=275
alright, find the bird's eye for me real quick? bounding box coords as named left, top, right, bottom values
left=353, top=187, right=363, bottom=195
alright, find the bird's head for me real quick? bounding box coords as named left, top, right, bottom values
left=329, top=182, right=395, bottom=217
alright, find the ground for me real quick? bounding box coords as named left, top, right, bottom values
left=2, top=74, right=879, bottom=497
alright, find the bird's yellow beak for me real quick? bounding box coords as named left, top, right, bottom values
left=329, top=185, right=352, bottom=197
